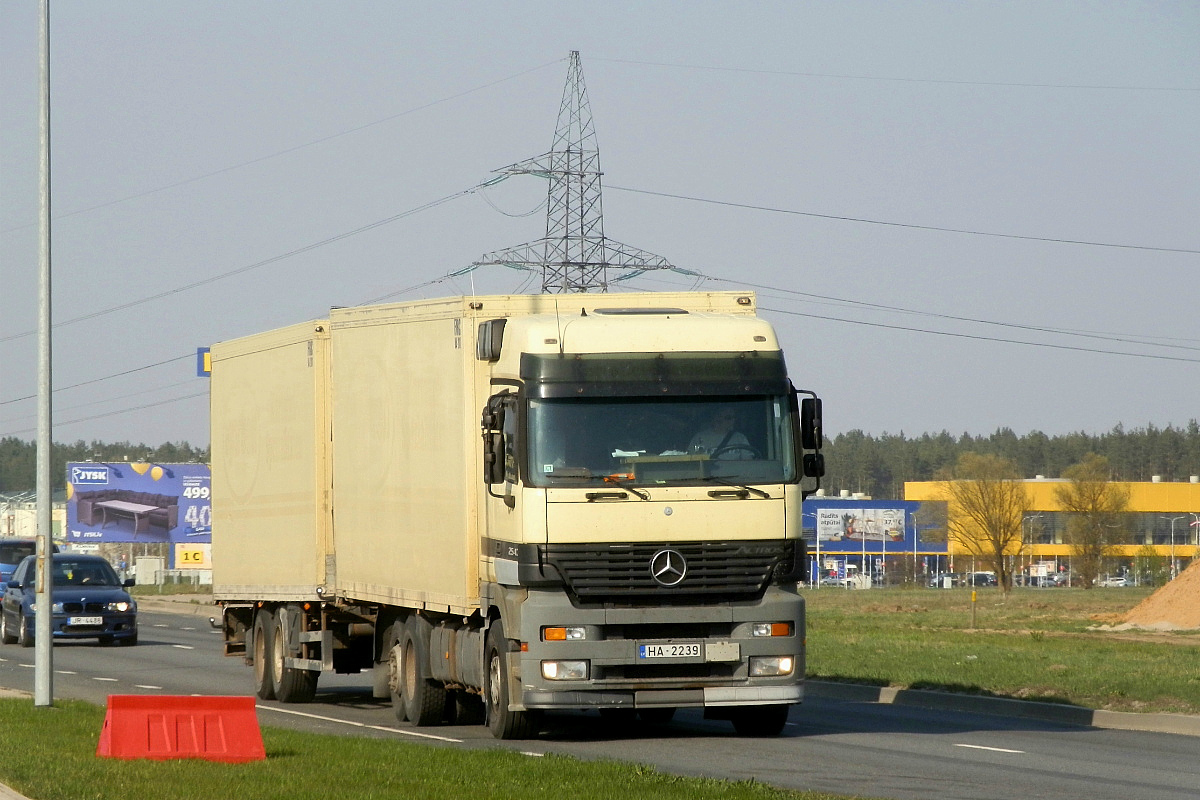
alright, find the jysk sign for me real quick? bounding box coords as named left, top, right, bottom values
left=66, top=462, right=212, bottom=545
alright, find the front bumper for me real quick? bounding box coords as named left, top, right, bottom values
left=510, top=585, right=805, bottom=711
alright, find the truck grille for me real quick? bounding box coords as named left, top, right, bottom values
left=539, top=540, right=794, bottom=604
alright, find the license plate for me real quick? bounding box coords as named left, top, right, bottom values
left=638, top=642, right=701, bottom=659
left=68, top=616, right=103, bottom=626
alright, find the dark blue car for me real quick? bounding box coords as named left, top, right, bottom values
left=1, top=553, right=137, bottom=647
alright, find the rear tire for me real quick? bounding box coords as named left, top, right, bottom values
left=730, top=704, right=790, bottom=736
left=485, top=620, right=541, bottom=739
left=384, top=620, right=408, bottom=723
left=272, top=607, right=318, bottom=703
left=252, top=609, right=276, bottom=700
left=401, top=615, right=446, bottom=725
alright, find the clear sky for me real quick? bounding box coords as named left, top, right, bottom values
left=2, top=1, right=1198, bottom=449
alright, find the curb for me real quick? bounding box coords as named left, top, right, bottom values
left=805, top=680, right=1200, bottom=737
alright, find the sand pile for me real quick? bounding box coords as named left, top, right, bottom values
left=1120, top=558, right=1200, bottom=630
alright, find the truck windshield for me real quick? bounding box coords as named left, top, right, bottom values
left=526, top=395, right=797, bottom=488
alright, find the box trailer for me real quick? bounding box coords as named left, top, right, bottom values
left=211, top=291, right=824, bottom=738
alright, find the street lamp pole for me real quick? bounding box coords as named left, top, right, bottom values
left=1162, top=516, right=1185, bottom=580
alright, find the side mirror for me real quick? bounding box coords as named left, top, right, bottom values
left=803, top=452, right=826, bottom=479
left=483, top=432, right=506, bottom=485
left=800, top=397, right=823, bottom=450
left=123, top=578, right=136, bottom=588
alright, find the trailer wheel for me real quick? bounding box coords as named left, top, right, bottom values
left=485, top=620, right=541, bottom=739
left=252, top=609, right=275, bottom=700
left=271, top=607, right=318, bottom=703
left=730, top=704, right=790, bottom=737
left=401, top=615, right=446, bottom=725
left=384, top=620, right=408, bottom=723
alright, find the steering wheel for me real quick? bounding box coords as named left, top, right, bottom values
left=710, top=444, right=762, bottom=459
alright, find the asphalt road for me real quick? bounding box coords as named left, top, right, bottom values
left=1, top=607, right=1197, bottom=800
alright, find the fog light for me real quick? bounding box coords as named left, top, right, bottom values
left=751, top=622, right=792, bottom=637
left=542, top=626, right=587, bottom=641
left=541, top=660, right=589, bottom=680
left=749, top=656, right=795, bottom=677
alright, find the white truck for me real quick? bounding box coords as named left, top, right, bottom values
left=210, top=291, right=824, bottom=738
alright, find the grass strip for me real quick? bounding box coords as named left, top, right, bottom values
left=805, top=586, right=1200, bottom=714
left=0, top=698, right=859, bottom=800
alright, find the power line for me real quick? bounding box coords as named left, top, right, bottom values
left=1, top=59, right=563, bottom=235
left=607, top=185, right=1200, bottom=256
left=590, top=57, right=1200, bottom=93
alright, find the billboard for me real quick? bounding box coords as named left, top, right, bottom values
left=803, top=499, right=923, bottom=553
left=65, top=462, right=212, bottom=545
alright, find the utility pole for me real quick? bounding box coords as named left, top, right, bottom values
left=475, top=51, right=673, bottom=293
left=36, top=0, right=55, bottom=707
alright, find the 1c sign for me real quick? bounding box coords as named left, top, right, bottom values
left=174, top=543, right=212, bottom=569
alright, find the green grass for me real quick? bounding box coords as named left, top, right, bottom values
left=0, top=698, right=856, bottom=800
left=804, top=585, right=1200, bottom=714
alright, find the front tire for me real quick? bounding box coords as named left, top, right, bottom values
left=730, top=704, right=790, bottom=736
left=485, top=620, right=541, bottom=739
left=18, top=612, right=33, bottom=648
left=0, top=611, right=16, bottom=645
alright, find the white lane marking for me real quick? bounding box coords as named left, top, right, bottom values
left=93, top=677, right=119, bottom=682
left=153, top=624, right=169, bottom=628
left=955, top=743, right=1025, bottom=754
left=135, top=685, right=163, bottom=690
left=54, top=670, right=77, bottom=675
left=172, top=645, right=194, bottom=650
left=258, top=705, right=464, bottom=743
left=18, top=663, right=33, bottom=669
left=182, top=627, right=196, bottom=631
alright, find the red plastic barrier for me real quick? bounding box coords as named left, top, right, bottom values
left=96, top=695, right=265, bottom=762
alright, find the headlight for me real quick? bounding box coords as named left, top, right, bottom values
left=51, top=602, right=64, bottom=613
left=749, top=656, right=795, bottom=677
left=541, top=660, right=589, bottom=680
left=106, top=601, right=133, bottom=613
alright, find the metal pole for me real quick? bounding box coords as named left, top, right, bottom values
left=35, top=0, right=55, bottom=707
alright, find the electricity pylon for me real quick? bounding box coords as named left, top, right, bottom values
left=475, top=51, right=673, bottom=293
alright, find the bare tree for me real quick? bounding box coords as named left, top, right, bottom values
left=938, top=453, right=1029, bottom=593
left=1053, top=453, right=1130, bottom=589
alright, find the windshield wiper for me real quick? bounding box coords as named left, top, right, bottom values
left=601, top=476, right=650, bottom=500
left=702, top=476, right=771, bottom=499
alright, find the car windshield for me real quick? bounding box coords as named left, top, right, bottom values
left=526, top=395, right=797, bottom=488
left=50, top=560, right=121, bottom=588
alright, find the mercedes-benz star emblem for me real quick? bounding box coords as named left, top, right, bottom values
left=650, top=548, right=687, bottom=587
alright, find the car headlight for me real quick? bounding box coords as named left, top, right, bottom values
left=106, top=601, right=134, bottom=613
left=51, top=602, right=64, bottom=613
left=749, top=656, right=795, bottom=677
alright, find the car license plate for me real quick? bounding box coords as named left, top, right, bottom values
left=68, top=616, right=103, bottom=626
left=638, top=642, right=701, bottom=659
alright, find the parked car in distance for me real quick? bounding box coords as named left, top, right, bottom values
left=819, top=575, right=851, bottom=587
left=968, top=572, right=998, bottom=587
left=1, top=553, right=137, bottom=647
left=0, top=538, right=58, bottom=586
left=1097, top=576, right=1130, bottom=587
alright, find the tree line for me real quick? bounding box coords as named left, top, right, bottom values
left=0, top=437, right=210, bottom=493
left=2, top=421, right=1199, bottom=496
left=822, top=421, right=1200, bottom=498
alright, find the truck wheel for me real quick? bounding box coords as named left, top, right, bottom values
left=384, top=620, right=408, bottom=723
left=401, top=615, right=446, bottom=725
left=0, top=611, right=16, bottom=644
left=730, top=704, right=790, bottom=737
left=485, top=620, right=541, bottom=739
left=272, top=607, right=318, bottom=703
left=252, top=609, right=276, bottom=700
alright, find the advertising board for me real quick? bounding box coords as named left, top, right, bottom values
left=65, top=462, right=212, bottom=545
